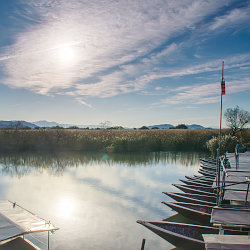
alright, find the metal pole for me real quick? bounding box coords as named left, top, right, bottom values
left=219, top=93, right=223, bottom=155
left=245, top=183, right=249, bottom=205
left=141, top=239, right=146, bottom=250
left=218, top=157, right=222, bottom=206
left=219, top=61, right=224, bottom=157
left=235, top=144, right=239, bottom=170
left=221, top=160, right=226, bottom=201
left=245, top=177, right=250, bottom=205
left=48, top=231, right=50, bottom=250
left=216, top=148, right=220, bottom=205
left=217, top=61, right=224, bottom=206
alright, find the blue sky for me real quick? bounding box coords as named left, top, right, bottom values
left=0, top=0, right=249, bottom=128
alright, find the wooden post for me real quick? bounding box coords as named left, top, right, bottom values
left=141, top=238, right=146, bottom=250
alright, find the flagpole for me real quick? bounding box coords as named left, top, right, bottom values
left=219, top=61, right=224, bottom=156
left=217, top=61, right=224, bottom=205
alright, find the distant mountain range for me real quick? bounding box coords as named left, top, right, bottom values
left=32, top=120, right=100, bottom=129
left=0, top=120, right=37, bottom=129
left=0, top=120, right=207, bottom=129
left=148, top=124, right=205, bottom=129
left=32, top=120, right=59, bottom=127
left=148, top=124, right=174, bottom=129
left=186, top=124, right=206, bottom=129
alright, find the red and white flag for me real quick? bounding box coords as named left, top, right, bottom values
left=221, top=80, right=225, bottom=95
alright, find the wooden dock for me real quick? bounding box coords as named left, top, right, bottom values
left=216, top=152, right=250, bottom=205
left=227, top=151, right=250, bottom=170
left=137, top=150, right=250, bottom=249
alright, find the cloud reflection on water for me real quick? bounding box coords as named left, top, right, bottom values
left=0, top=152, right=206, bottom=250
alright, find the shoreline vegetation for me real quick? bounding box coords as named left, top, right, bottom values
left=0, top=152, right=206, bottom=177
left=0, top=129, right=249, bottom=154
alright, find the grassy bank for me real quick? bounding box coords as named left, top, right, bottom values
left=0, top=129, right=231, bottom=153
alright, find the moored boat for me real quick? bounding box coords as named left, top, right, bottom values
left=198, top=169, right=216, bottom=177
left=163, top=192, right=216, bottom=205
left=172, top=184, right=216, bottom=194
left=0, top=200, right=58, bottom=249
left=137, top=220, right=215, bottom=249
left=200, top=161, right=216, bottom=166
left=136, top=220, right=248, bottom=250
left=180, top=179, right=213, bottom=187
left=162, top=201, right=213, bottom=224
left=200, top=165, right=217, bottom=171
left=200, top=159, right=216, bottom=164
left=185, top=175, right=215, bottom=182
left=137, top=150, right=250, bottom=249
left=199, top=168, right=216, bottom=174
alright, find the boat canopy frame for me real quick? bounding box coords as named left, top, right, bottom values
left=0, top=200, right=59, bottom=250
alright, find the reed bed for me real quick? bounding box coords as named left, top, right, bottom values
left=0, top=129, right=224, bottom=153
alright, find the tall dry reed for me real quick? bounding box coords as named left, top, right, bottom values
left=0, top=129, right=225, bottom=153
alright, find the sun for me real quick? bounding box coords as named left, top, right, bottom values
left=57, top=44, right=75, bottom=64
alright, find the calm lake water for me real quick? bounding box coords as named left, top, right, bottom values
left=0, top=152, right=208, bottom=250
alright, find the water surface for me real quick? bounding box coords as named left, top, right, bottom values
left=0, top=152, right=207, bottom=250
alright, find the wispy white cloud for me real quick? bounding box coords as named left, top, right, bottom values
left=0, top=0, right=236, bottom=105
left=131, top=52, right=250, bottom=90
left=153, top=77, right=250, bottom=106
left=227, top=79, right=250, bottom=94
left=141, top=42, right=180, bottom=66
left=75, top=97, right=94, bottom=109
left=210, top=4, right=250, bottom=31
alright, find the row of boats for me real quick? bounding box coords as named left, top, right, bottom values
left=137, top=155, right=250, bottom=249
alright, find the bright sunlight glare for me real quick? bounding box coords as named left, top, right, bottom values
left=57, top=44, right=75, bottom=64
left=58, top=197, right=76, bottom=218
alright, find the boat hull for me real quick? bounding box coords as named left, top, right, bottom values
left=137, top=220, right=248, bottom=250
left=198, top=170, right=216, bottom=177
left=180, top=179, right=213, bottom=187
left=162, top=202, right=213, bottom=224
left=163, top=192, right=216, bottom=205
left=199, top=167, right=216, bottom=172
left=185, top=175, right=215, bottom=182
left=172, top=184, right=216, bottom=195
left=137, top=221, right=212, bottom=250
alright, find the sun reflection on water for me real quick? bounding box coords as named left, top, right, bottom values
left=58, top=197, right=76, bottom=219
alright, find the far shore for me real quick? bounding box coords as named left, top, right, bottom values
left=0, top=128, right=249, bottom=154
